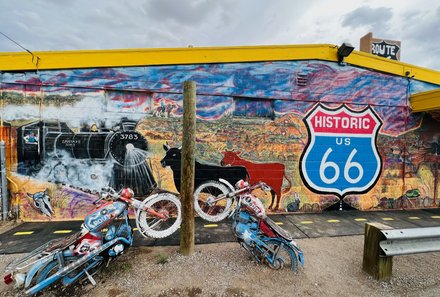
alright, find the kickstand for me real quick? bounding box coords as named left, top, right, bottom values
left=84, top=269, right=96, bottom=286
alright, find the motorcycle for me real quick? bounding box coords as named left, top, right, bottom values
left=3, top=187, right=182, bottom=296
left=195, top=179, right=304, bottom=272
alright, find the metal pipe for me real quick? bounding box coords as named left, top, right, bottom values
left=1, top=140, right=8, bottom=220
left=6, top=176, right=18, bottom=219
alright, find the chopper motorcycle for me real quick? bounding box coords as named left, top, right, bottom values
left=4, top=187, right=181, bottom=295
left=194, top=179, right=304, bottom=272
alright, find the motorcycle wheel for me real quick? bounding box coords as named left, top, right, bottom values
left=136, top=193, right=182, bottom=238
left=36, top=255, right=103, bottom=288
left=262, top=239, right=298, bottom=273
left=193, top=180, right=232, bottom=222
left=35, top=256, right=79, bottom=285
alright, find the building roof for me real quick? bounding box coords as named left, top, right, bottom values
left=410, top=88, right=440, bottom=112
left=1, top=44, right=439, bottom=85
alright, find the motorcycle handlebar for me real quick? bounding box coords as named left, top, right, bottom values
left=230, top=181, right=268, bottom=197
left=93, top=187, right=119, bottom=205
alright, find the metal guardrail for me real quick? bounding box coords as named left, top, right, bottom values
left=380, top=227, right=440, bottom=256
left=363, top=223, right=440, bottom=281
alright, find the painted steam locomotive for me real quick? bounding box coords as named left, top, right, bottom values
left=16, top=118, right=156, bottom=196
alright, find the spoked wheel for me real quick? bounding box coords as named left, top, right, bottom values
left=262, top=239, right=298, bottom=272
left=136, top=193, right=182, bottom=238
left=193, top=180, right=232, bottom=222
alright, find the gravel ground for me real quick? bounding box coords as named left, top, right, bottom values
left=0, top=223, right=440, bottom=297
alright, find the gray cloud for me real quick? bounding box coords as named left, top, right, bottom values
left=400, top=6, right=440, bottom=44
left=399, top=6, right=440, bottom=70
left=0, top=1, right=439, bottom=71
left=143, top=0, right=224, bottom=25
left=342, top=6, right=393, bottom=32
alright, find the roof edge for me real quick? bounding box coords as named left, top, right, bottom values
left=0, top=44, right=439, bottom=85
left=410, top=88, right=440, bottom=112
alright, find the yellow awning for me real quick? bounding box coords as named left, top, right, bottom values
left=410, top=89, right=440, bottom=112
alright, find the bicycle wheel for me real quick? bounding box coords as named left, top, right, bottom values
left=262, top=238, right=298, bottom=273
left=136, top=193, right=182, bottom=239
left=193, top=180, right=232, bottom=222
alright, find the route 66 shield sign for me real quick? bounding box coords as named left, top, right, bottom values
left=300, top=104, right=382, bottom=196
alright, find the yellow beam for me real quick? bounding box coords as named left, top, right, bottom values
left=0, top=44, right=439, bottom=85
left=0, top=44, right=333, bottom=70
left=344, top=51, right=440, bottom=85
left=410, top=88, right=440, bottom=112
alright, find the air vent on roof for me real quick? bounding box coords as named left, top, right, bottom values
left=296, top=73, right=308, bottom=86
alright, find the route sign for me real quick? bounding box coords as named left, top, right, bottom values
left=300, top=104, right=383, bottom=196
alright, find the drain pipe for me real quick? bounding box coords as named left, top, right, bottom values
left=0, top=140, right=8, bottom=221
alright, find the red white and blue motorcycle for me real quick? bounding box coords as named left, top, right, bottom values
left=194, top=179, right=304, bottom=272
left=4, top=187, right=181, bottom=295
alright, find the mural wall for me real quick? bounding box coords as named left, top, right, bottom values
left=1, top=60, right=439, bottom=221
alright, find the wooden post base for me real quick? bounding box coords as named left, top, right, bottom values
left=362, top=222, right=393, bottom=281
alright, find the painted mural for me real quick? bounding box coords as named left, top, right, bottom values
left=300, top=104, right=383, bottom=209
left=0, top=60, right=439, bottom=221
left=161, top=144, right=248, bottom=193
left=221, top=150, right=290, bottom=210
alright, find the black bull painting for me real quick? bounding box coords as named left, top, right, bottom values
left=160, top=145, right=249, bottom=192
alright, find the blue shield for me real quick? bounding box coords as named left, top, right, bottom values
left=300, top=104, right=382, bottom=196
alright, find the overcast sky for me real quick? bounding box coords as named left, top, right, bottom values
left=1, top=0, right=439, bottom=71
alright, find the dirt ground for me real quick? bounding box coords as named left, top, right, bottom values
left=1, top=230, right=440, bottom=297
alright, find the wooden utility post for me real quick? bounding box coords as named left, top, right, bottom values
left=362, top=222, right=393, bottom=281
left=180, top=81, right=196, bottom=256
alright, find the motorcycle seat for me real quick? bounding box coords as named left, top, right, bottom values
left=263, top=216, right=293, bottom=241
left=45, top=231, right=82, bottom=252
